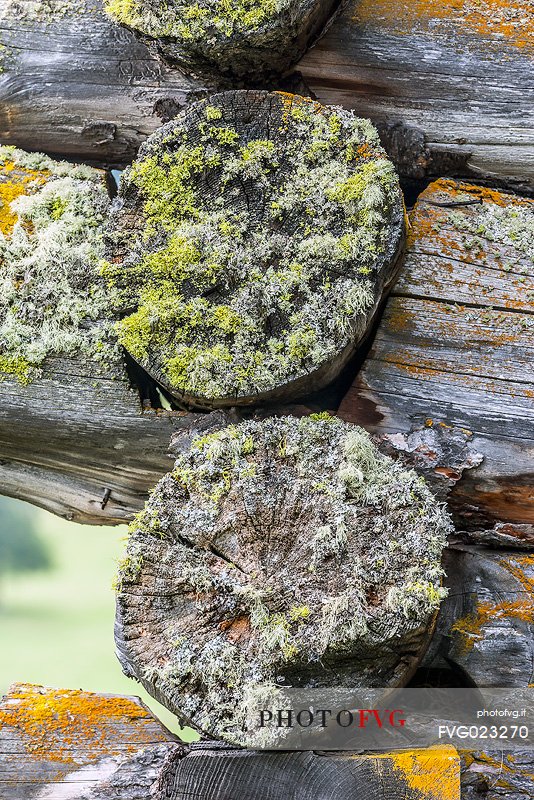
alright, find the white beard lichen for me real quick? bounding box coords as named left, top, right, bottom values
left=0, top=146, right=118, bottom=383
left=115, top=414, right=451, bottom=745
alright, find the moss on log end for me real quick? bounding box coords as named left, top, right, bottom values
left=0, top=146, right=117, bottom=384
left=104, top=90, right=404, bottom=409
left=104, top=0, right=339, bottom=83
left=115, top=414, right=451, bottom=744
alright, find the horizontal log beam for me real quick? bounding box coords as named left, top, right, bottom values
left=339, top=179, right=534, bottom=528
left=4, top=684, right=534, bottom=799
left=0, top=684, right=462, bottom=800
left=1, top=1, right=532, bottom=193
left=0, top=1, right=199, bottom=167
left=299, top=0, right=534, bottom=193
left=0, top=683, right=179, bottom=799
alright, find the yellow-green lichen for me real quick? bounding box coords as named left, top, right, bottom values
left=105, top=93, right=403, bottom=402
left=104, top=0, right=289, bottom=41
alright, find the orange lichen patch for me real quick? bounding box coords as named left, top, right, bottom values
left=505, top=554, right=534, bottom=596
left=275, top=91, right=324, bottom=125
left=0, top=162, right=49, bottom=236
left=374, top=746, right=460, bottom=800
left=353, top=0, right=534, bottom=51
left=452, top=556, right=534, bottom=654
left=407, top=202, right=443, bottom=249
left=0, top=683, right=168, bottom=765
left=419, top=178, right=530, bottom=209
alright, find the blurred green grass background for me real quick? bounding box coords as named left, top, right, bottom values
left=0, top=496, right=195, bottom=739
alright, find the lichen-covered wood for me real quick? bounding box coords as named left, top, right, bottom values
left=105, top=90, right=404, bottom=409
left=0, top=683, right=180, bottom=799
left=115, top=415, right=451, bottom=743
left=0, top=145, right=205, bottom=524
left=1, top=2, right=531, bottom=191
left=424, top=545, right=534, bottom=688
left=339, top=179, right=534, bottom=529
left=461, top=749, right=534, bottom=800
left=104, top=0, right=339, bottom=83
left=0, top=146, right=114, bottom=383
left=299, top=0, right=534, bottom=194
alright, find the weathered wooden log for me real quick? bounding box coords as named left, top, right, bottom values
left=461, top=749, right=534, bottom=800
left=339, top=178, right=534, bottom=529
left=114, top=414, right=451, bottom=743
left=103, top=0, right=340, bottom=84
left=0, top=682, right=180, bottom=799
left=157, top=741, right=462, bottom=800
left=0, top=0, right=199, bottom=167
left=0, top=145, right=208, bottom=524
left=424, top=545, right=534, bottom=689
left=458, top=523, right=534, bottom=551
left=105, top=90, right=405, bottom=409
left=1, top=1, right=532, bottom=193
left=299, top=0, right=534, bottom=194
left=0, top=684, right=463, bottom=800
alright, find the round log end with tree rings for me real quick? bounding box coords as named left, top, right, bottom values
left=103, top=0, right=340, bottom=83
left=114, top=415, right=451, bottom=744
left=104, top=91, right=405, bottom=410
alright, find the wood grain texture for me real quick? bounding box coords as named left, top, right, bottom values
left=0, top=683, right=181, bottom=800
left=1, top=0, right=533, bottom=193
left=0, top=0, right=200, bottom=167
left=0, top=352, right=204, bottom=524
left=299, top=0, right=534, bottom=193
left=338, top=179, right=534, bottom=529
left=155, top=741, right=462, bottom=800
left=115, top=415, right=450, bottom=743
left=424, top=545, right=534, bottom=688
left=461, top=749, right=534, bottom=799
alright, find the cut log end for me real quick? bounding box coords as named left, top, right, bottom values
left=114, top=415, right=451, bottom=744
left=103, top=0, right=340, bottom=83
left=105, top=90, right=404, bottom=410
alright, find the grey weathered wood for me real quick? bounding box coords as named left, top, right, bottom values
left=156, top=741, right=461, bottom=800
left=115, top=415, right=451, bottom=743
left=0, top=353, right=200, bottom=524
left=424, top=545, right=534, bottom=688
left=339, top=179, right=534, bottom=529
left=0, top=0, right=200, bottom=167
left=299, top=0, right=534, bottom=193
left=458, top=523, right=534, bottom=551
left=0, top=0, right=532, bottom=193
left=0, top=683, right=181, bottom=800
left=461, top=749, right=534, bottom=800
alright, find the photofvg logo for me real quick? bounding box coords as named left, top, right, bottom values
left=245, top=687, right=534, bottom=750
left=259, top=707, right=406, bottom=730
